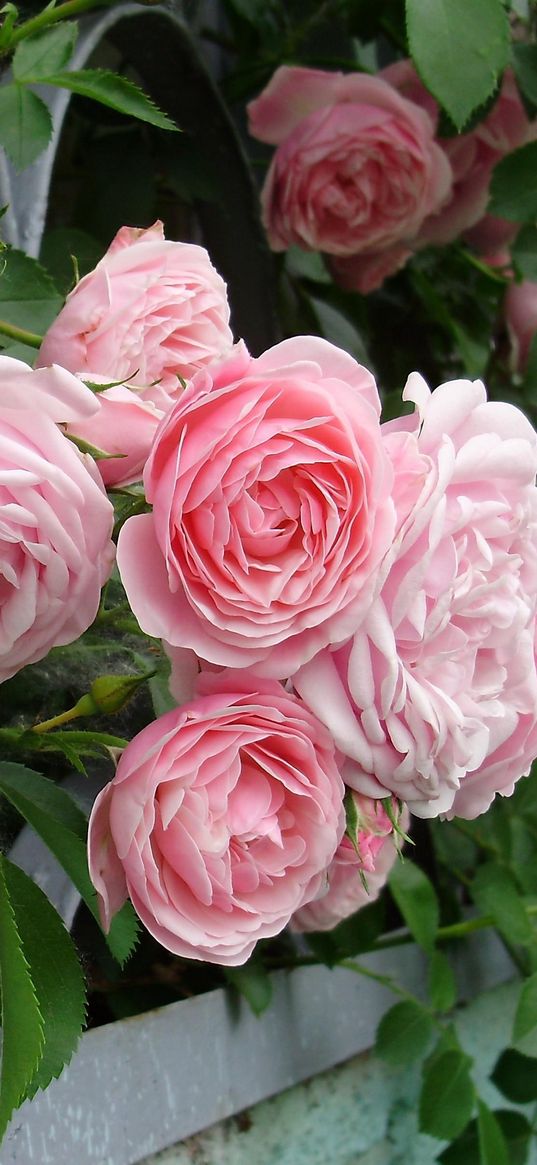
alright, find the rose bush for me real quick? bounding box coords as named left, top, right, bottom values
left=247, top=66, right=451, bottom=290
left=0, top=357, right=115, bottom=681
left=87, top=672, right=345, bottom=966
left=117, top=336, right=395, bottom=678
left=291, top=795, right=407, bottom=932
left=295, top=372, right=537, bottom=819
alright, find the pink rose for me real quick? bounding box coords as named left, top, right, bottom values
left=292, top=795, right=408, bottom=932
left=67, top=383, right=163, bottom=489
left=87, top=672, right=345, bottom=966
left=504, top=280, right=537, bottom=372
left=247, top=66, right=451, bottom=268
left=117, top=337, right=395, bottom=678
left=0, top=357, right=114, bottom=680
left=295, top=372, right=537, bottom=819
left=383, top=65, right=533, bottom=250
left=327, top=244, right=413, bottom=296
left=37, top=222, right=234, bottom=407
left=462, top=214, right=518, bottom=269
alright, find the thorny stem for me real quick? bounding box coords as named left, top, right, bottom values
left=1, top=0, right=114, bottom=54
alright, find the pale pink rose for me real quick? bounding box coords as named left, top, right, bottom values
left=247, top=66, right=451, bottom=264
left=295, top=372, right=537, bottom=819
left=0, top=357, right=114, bottom=681
left=292, top=796, right=408, bottom=932
left=67, top=383, right=163, bottom=488
left=87, top=672, right=345, bottom=966
left=37, top=222, right=234, bottom=408
left=383, top=65, right=533, bottom=250
left=117, top=337, right=395, bottom=679
left=504, top=280, right=537, bottom=372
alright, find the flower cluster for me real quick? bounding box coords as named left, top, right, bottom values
left=16, top=141, right=537, bottom=967
left=9, top=217, right=523, bottom=967
left=247, top=63, right=535, bottom=292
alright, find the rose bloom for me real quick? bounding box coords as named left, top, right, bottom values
left=87, top=672, right=345, bottom=966
left=247, top=66, right=451, bottom=282
left=0, top=357, right=114, bottom=681
left=295, top=372, right=537, bottom=819
left=117, top=336, right=395, bottom=679
left=66, top=383, right=164, bottom=489
left=384, top=63, right=533, bottom=250
left=292, top=795, right=408, bottom=932
left=38, top=222, right=233, bottom=403
left=504, top=280, right=537, bottom=373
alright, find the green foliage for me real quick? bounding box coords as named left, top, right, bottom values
left=0, top=248, right=61, bottom=334
left=12, top=22, right=78, bottom=80
left=439, top=1110, right=532, bottom=1165
left=406, top=0, right=509, bottom=130
left=489, top=142, right=537, bottom=221
left=419, top=1047, right=475, bottom=1140
left=512, top=43, right=537, bottom=109
left=0, top=856, right=85, bottom=1138
left=375, top=999, right=434, bottom=1065
left=38, top=70, right=179, bottom=132
left=428, top=951, right=456, bottom=1014
left=492, top=1048, right=537, bottom=1104
left=513, top=972, right=537, bottom=1044
left=0, top=763, right=138, bottom=966
left=224, top=962, right=273, bottom=1015
left=389, top=859, right=439, bottom=953
left=0, top=855, right=44, bottom=1139
left=0, top=84, right=52, bottom=170
left=476, top=1099, right=510, bottom=1165
left=470, top=863, right=534, bottom=948
left=512, top=226, right=537, bottom=282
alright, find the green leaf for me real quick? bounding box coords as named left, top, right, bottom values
left=492, top=1048, right=537, bottom=1104
left=389, top=860, right=439, bottom=953
left=224, top=962, right=272, bottom=1016
left=13, top=22, right=77, bottom=80
left=406, top=0, right=509, bottom=130
left=0, top=855, right=44, bottom=1139
left=439, top=1111, right=531, bottom=1165
left=428, top=951, right=456, bottom=1013
left=513, top=44, right=537, bottom=109
left=513, top=972, right=537, bottom=1044
left=495, top=1111, right=532, bottom=1165
left=0, top=762, right=137, bottom=965
left=0, top=84, right=52, bottom=170
left=375, top=999, right=434, bottom=1066
left=308, top=294, right=371, bottom=368
left=285, top=248, right=330, bottom=284
left=1, top=858, right=85, bottom=1099
left=331, top=896, right=387, bottom=958
left=471, top=863, right=533, bottom=947
left=419, top=1048, right=475, bottom=1140
left=39, top=69, right=178, bottom=132
left=39, top=227, right=103, bottom=296
left=489, top=143, right=537, bottom=222
left=0, top=248, right=61, bottom=334
left=149, top=662, right=177, bottom=719
left=477, top=1098, right=509, bottom=1165
left=512, top=225, right=537, bottom=282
